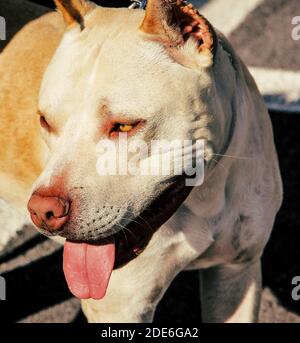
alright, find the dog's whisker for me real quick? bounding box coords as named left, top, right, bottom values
left=122, top=226, right=138, bottom=243
left=120, top=216, right=144, bottom=228
left=136, top=215, right=153, bottom=231
left=115, top=223, right=130, bottom=246
left=116, top=221, right=136, bottom=240
left=212, top=153, right=253, bottom=160
left=124, top=211, right=153, bottom=231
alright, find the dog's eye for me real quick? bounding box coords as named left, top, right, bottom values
left=118, top=124, right=134, bottom=133
left=109, top=121, right=143, bottom=138
left=39, top=116, right=51, bottom=132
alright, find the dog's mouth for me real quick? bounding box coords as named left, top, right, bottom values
left=63, top=176, right=193, bottom=300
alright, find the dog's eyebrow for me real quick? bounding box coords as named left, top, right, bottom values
left=98, top=102, right=142, bottom=121
left=98, top=103, right=110, bottom=116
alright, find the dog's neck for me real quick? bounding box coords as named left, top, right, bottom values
left=204, top=35, right=239, bottom=175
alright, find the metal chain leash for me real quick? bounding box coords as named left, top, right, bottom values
left=128, top=0, right=147, bottom=9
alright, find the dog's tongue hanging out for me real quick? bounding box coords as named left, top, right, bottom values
left=63, top=239, right=115, bottom=300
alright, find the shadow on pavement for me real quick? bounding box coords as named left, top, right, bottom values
left=1, top=249, right=72, bottom=322
left=262, top=111, right=300, bottom=316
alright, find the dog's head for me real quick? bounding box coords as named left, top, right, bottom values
left=27, top=0, right=220, bottom=299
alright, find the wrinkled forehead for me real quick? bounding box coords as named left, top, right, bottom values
left=39, top=7, right=200, bottom=117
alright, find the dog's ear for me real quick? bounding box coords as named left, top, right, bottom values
left=140, top=0, right=216, bottom=66
left=54, top=0, right=95, bottom=28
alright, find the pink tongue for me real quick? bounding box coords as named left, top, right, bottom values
left=63, top=239, right=115, bottom=300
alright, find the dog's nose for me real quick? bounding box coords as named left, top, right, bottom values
left=27, top=194, right=70, bottom=232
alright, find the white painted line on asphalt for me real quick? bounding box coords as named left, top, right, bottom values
left=249, top=67, right=300, bottom=112
left=198, top=0, right=263, bottom=36
left=250, top=67, right=300, bottom=102
left=195, top=0, right=300, bottom=112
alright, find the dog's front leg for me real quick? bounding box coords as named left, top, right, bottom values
left=81, top=227, right=206, bottom=323
left=81, top=261, right=164, bottom=323
left=199, top=259, right=262, bottom=323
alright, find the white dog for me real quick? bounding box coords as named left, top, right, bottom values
left=0, top=0, right=282, bottom=322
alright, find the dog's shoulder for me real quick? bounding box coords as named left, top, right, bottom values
left=0, top=11, right=64, bottom=202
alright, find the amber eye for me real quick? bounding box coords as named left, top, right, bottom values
left=109, top=121, right=143, bottom=138
left=39, top=116, right=51, bottom=132
left=118, top=124, right=134, bottom=133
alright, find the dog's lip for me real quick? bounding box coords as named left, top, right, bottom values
left=68, top=176, right=193, bottom=269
